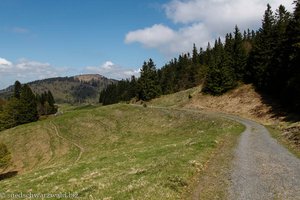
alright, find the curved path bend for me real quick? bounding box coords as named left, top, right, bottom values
left=50, top=121, right=84, bottom=164
left=134, top=105, right=300, bottom=199
left=222, top=114, right=300, bottom=200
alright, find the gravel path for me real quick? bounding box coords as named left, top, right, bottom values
left=226, top=115, right=300, bottom=200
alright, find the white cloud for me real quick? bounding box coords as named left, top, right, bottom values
left=165, top=0, right=262, bottom=25
left=125, top=0, right=294, bottom=56
left=164, top=0, right=293, bottom=32
left=0, top=58, right=71, bottom=89
left=16, top=59, right=51, bottom=71
left=101, top=61, right=114, bottom=69
left=125, top=24, right=206, bottom=57
left=125, top=24, right=176, bottom=48
left=0, top=57, right=12, bottom=70
left=125, top=23, right=212, bottom=56
left=85, top=61, right=140, bottom=80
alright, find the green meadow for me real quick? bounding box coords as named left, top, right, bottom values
left=0, top=104, right=243, bottom=199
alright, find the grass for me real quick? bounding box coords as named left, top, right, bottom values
left=186, top=121, right=242, bottom=200
left=267, top=126, right=300, bottom=158
left=0, top=103, right=243, bottom=199
left=149, top=86, right=201, bottom=108
left=149, top=91, right=246, bottom=199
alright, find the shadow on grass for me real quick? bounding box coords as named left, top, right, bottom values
left=256, top=89, right=300, bottom=123
left=0, top=171, right=18, bottom=181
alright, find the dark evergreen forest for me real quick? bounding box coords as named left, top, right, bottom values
left=0, top=81, right=57, bottom=131
left=99, top=2, right=300, bottom=113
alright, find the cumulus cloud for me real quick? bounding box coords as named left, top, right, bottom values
left=125, top=24, right=176, bottom=48
left=0, top=58, right=13, bottom=71
left=125, top=0, right=294, bottom=56
left=85, top=61, right=140, bottom=80
left=164, top=0, right=293, bottom=31
left=0, top=57, right=70, bottom=89
left=125, top=23, right=212, bottom=56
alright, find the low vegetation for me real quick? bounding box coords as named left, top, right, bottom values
left=0, top=143, right=11, bottom=172
left=0, top=104, right=243, bottom=199
left=267, top=125, right=300, bottom=158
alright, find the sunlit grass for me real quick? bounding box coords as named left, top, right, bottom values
left=0, top=104, right=243, bottom=199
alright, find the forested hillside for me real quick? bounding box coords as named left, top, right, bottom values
left=100, top=2, right=300, bottom=113
left=0, top=74, right=116, bottom=104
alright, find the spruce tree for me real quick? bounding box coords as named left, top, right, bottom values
left=233, top=26, right=248, bottom=80
left=19, top=84, right=38, bottom=124
left=283, top=0, right=300, bottom=110
left=248, top=4, right=275, bottom=88
left=13, top=81, right=22, bottom=99
left=138, top=59, right=161, bottom=101
left=192, top=43, right=199, bottom=64
left=266, top=5, right=291, bottom=94
left=190, top=44, right=202, bottom=87
left=47, top=90, right=55, bottom=107
left=203, top=39, right=237, bottom=95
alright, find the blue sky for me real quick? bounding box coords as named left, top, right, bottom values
left=0, top=0, right=294, bottom=89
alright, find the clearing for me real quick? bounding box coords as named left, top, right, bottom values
left=0, top=104, right=243, bottom=199
left=1, top=84, right=299, bottom=199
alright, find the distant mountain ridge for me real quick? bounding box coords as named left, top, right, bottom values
left=73, top=74, right=106, bottom=82
left=0, top=74, right=117, bottom=103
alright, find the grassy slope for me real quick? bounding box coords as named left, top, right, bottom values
left=0, top=104, right=243, bottom=199
left=149, top=86, right=201, bottom=108
left=150, top=84, right=274, bottom=123
left=149, top=89, right=245, bottom=199
left=151, top=84, right=300, bottom=156
left=267, top=126, right=300, bottom=158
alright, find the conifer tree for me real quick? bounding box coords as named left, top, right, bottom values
left=282, top=0, right=300, bottom=110
left=266, top=5, right=291, bottom=94
left=203, top=39, right=237, bottom=95
left=233, top=26, right=248, bottom=80
left=47, top=90, right=55, bottom=107
left=248, top=4, right=275, bottom=88
left=129, top=76, right=138, bottom=99
left=138, top=59, right=161, bottom=101
left=13, top=81, right=22, bottom=99
left=19, top=84, right=38, bottom=124
left=192, top=43, right=199, bottom=64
